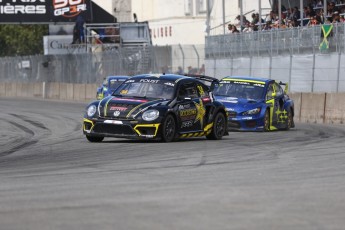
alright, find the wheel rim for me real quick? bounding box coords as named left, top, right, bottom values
left=215, top=114, right=225, bottom=137
left=164, top=117, right=175, bottom=140
left=286, top=111, right=292, bottom=129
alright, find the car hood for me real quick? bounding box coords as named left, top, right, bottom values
left=215, top=96, right=264, bottom=112
left=98, top=96, right=168, bottom=118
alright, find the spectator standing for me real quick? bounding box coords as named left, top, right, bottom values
left=242, top=22, right=253, bottom=32
left=187, top=66, right=198, bottom=74
left=251, top=13, right=259, bottom=25
left=327, top=2, right=339, bottom=17
left=72, top=15, right=85, bottom=44
left=266, top=11, right=277, bottom=24
left=332, top=11, right=341, bottom=23
left=227, top=24, right=233, bottom=33
left=176, top=66, right=184, bottom=75
left=198, top=64, right=205, bottom=75
left=231, top=25, right=240, bottom=33
left=235, top=15, right=250, bottom=31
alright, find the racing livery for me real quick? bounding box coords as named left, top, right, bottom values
left=213, top=76, right=295, bottom=131
left=83, top=74, right=228, bottom=142
left=96, top=75, right=129, bottom=100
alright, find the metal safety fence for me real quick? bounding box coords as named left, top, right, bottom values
left=0, top=45, right=204, bottom=84
left=205, top=23, right=345, bottom=58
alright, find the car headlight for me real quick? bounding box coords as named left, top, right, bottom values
left=142, top=109, right=159, bottom=121
left=87, top=105, right=97, bottom=117
left=242, top=107, right=261, bottom=115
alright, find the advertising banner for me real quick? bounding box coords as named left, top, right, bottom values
left=0, top=0, right=113, bottom=23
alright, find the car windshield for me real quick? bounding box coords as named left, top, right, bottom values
left=113, top=79, right=175, bottom=100
left=109, top=79, right=126, bottom=90
left=213, top=80, right=265, bottom=100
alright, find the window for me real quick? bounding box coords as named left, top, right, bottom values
left=274, top=83, right=284, bottom=98
left=179, top=82, right=198, bottom=99
left=184, top=0, right=193, bottom=15
left=197, top=0, right=208, bottom=13
left=266, top=83, right=274, bottom=100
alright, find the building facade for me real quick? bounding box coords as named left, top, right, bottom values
left=92, top=0, right=272, bottom=45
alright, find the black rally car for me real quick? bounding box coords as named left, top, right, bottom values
left=83, top=73, right=228, bottom=142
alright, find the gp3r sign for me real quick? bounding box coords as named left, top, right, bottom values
left=53, top=0, right=87, bottom=17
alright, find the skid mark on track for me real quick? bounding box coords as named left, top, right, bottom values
left=10, top=114, right=48, bottom=130
left=6, top=120, right=35, bottom=136
left=0, top=140, right=38, bottom=157
left=0, top=120, right=38, bottom=157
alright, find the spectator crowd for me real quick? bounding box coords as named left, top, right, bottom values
left=227, top=0, right=345, bottom=33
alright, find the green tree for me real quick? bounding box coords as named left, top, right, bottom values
left=0, top=25, right=49, bottom=57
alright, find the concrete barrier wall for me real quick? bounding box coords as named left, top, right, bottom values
left=290, top=92, right=345, bottom=124
left=300, top=93, right=326, bottom=124
left=0, top=82, right=97, bottom=102
left=325, top=93, right=345, bottom=124
left=0, top=82, right=344, bottom=125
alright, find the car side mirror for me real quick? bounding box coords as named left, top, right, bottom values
left=210, top=82, right=219, bottom=91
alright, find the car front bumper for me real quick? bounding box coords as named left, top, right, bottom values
left=83, top=118, right=161, bottom=139
left=227, top=116, right=265, bottom=131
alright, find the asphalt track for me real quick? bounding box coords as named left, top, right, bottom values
left=1, top=98, right=345, bottom=230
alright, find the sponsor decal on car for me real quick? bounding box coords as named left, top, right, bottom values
left=218, top=97, right=238, bottom=103
left=194, top=100, right=206, bottom=127
left=139, top=79, right=160, bottom=83
left=180, top=109, right=197, bottom=117
left=181, top=120, right=193, bottom=128
left=104, top=120, right=123, bottom=124
left=164, top=82, right=175, bottom=87
left=109, top=106, right=127, bottom=111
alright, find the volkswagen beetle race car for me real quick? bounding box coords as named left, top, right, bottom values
left=213, top=76, right=295, bottom=131
left=83, top=74, right=228, bottom=142
left=96, top=75, right=130, bottom=100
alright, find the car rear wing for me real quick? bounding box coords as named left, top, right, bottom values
left=184, top=74, right=219, bottom=91
left=279, top=81, right=289, bottom=95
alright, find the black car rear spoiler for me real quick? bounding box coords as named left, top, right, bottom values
left=184, top=74, right=219, bottom=91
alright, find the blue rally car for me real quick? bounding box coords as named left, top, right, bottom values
left=96, top=76, right=130, bottom=100
left=213, top=76, right=295, bottom=131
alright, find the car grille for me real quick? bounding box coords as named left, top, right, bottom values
left=245, top=120, right=257, bottom=128
left=93, top=123, right=135, bottom=136
left=228, top=121, right=241, bottom=129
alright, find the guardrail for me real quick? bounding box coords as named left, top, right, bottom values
left=0, top=82, right=344, bottom=125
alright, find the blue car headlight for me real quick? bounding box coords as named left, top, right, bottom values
left=87, top=105, right=97, bottom=117
left=142, top=109, right=159, bottom=121
left=242, top=107, right=261, bottom=115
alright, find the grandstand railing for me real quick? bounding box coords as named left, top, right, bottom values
left=205, top=23, right=345, bottom=58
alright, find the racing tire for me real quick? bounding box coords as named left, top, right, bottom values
left=161, top=114, right=176, bottom=142
left=86, top=135, right=104, bottom=142
left=283, top=109, right=293, bottom=131
left=263, top=110, right=270, bottom=132
left=206, top=112, right=226, bottom=140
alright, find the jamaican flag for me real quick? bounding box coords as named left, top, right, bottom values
left=320, top=24, right=333, bottom=51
